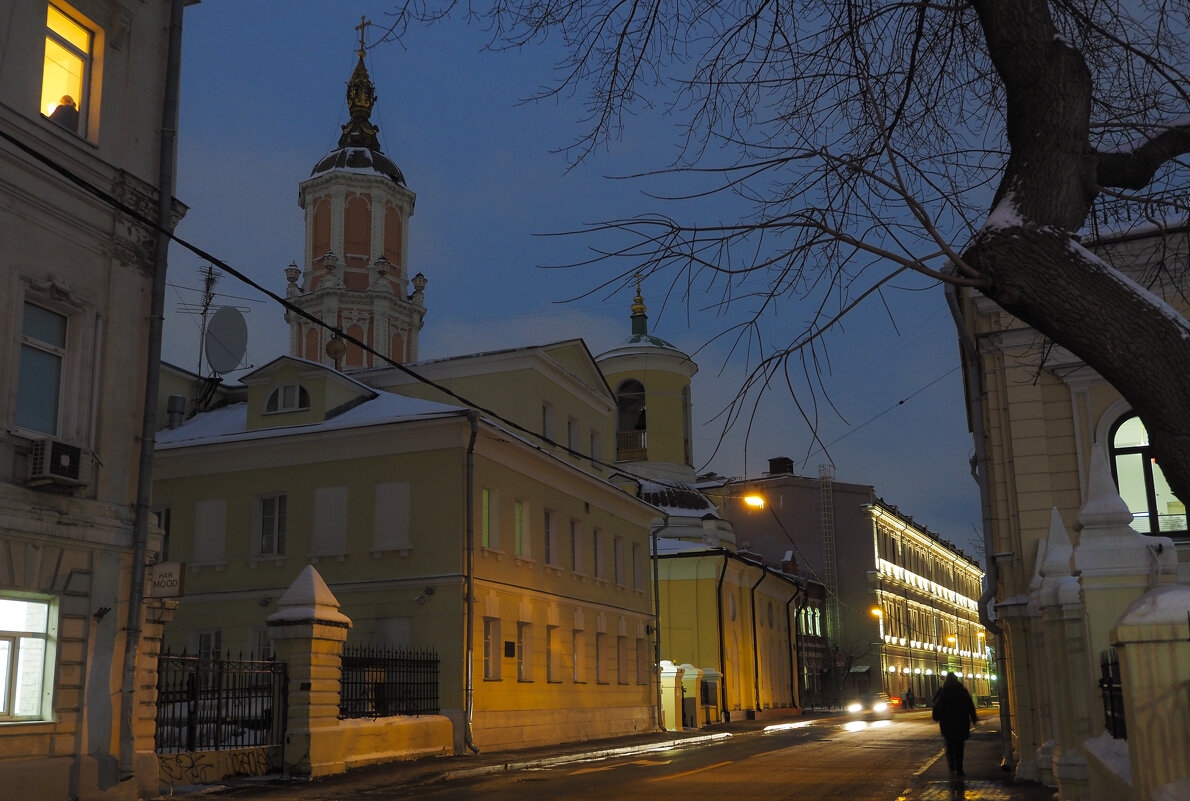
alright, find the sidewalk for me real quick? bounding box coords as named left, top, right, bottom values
left=902, top=709, right=1057, bottom=801
left=155, top=708, right=1057, bottom=800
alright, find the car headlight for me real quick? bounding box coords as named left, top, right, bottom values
left=847, top=703, right=863, bottom=713
left=873, top=702, right=888, bottom=713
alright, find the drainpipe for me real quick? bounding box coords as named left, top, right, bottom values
left=945, top=279, right=1014, bottom=769
left=463, top=412, right=480, bottom=753
left=119, top=0, right=184, bottom=779
left=716, top=552, right=729, bottom=720
left=749, top=566, right=766, bottom=716
left=652, top=514, right=666, bottom=731
left=786, top=584, right=802, bottom=709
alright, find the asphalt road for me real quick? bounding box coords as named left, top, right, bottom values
left=384, top=715, right=943, bottom=801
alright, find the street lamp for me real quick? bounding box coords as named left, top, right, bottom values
left=742, top=494, right=766, bottom=509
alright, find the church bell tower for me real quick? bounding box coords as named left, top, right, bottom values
left=285, top=19, right=426, bottom=369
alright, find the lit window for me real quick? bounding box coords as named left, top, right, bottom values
left=265, top=384, right=310, bottom=413
left=480, top=489, right=496, bottom=549
left=16, top=302, right=67, bottom=435
left=0, top=597, right=55, bottom=720
left=1110, top=414, right=1186, bottom=537
left=483, top=618, right=500, bottom=680
left=256, top=493, right=287, bottom=556
left=42, top=5, right=94, bottom=136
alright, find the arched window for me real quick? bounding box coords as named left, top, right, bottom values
left=615, top=379, right=647, bottom=461
left=1109, top=414, right=1186, bottom=536
left=265, top=384, right=310, bottom=414
left=682, top=385, right=693, bottom=466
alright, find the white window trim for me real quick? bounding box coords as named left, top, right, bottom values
left=10, top=281, right=94, bottom=444
left=0, top=594, right=57, bottom=721
left=253, top=492, right=288, bottom=559
left=42, top=3, right=99, bottom=141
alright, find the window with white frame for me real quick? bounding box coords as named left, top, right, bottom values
left=483, top=618, right=501, bottom=680
left=16, top=301, right=67, bottom=435
left=516, top=622, right=532, bottom=681
left=613, top=536, right=625, bottom=585
left=542, top=401, right=555, bottom=439
left=153, top=506, right=172, bottom=561
left=265, top=384, right=310, bottom=413
left=567, top=417, right=579, bottom=452
left=544, top=510, right=559, bottom=566
left=254, top=628, right=273, bottom=659
left=195, top=629, right=223, bottom=662
left=569, top=520, right=583, bottom=573
left=256, top=493, right=287, bottom=556
left=0, top=596, right=55, bottom=720
left=42, top=4, right=95, bottom=137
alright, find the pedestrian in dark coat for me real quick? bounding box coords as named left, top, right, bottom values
left=931, top=672, right=978, bottom=775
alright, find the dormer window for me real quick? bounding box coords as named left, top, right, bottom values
left=265, top=384, right=310, bottom=413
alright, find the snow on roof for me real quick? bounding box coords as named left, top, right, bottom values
left=156, top=392, right=464, bottom=449
left=655, top=537, right=719, bottom=556
left=639, top=479, right=721, bottom=518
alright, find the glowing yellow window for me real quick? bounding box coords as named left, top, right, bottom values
left=42, top=5, right=94, bottom=135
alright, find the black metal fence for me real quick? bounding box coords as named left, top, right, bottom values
left=1099, top=647, right=1127, bottom=739
left=339, top=645, right=439, bottom=719
left=155, top=651, right=288, bottom=753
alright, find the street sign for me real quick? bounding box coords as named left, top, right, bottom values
left=148, top=562, right=186, bottom=598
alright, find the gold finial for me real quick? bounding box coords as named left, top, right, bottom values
left=339, top=18, right=380, bottom=149
left=355, top=15, right=372, bottom=56
left=631, top=272, right=647, bottom=316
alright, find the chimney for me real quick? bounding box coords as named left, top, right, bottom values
left=166, top=395, right=186, bottom=429
left=767, top=456, right=795, bottom=475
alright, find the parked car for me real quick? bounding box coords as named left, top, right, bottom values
left=846, top=692, right=895, bottom=721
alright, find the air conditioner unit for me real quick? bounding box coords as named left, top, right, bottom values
left=28, top=437, right=88, bottom=488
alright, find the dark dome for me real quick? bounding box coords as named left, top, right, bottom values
left=311, top=146, right=405, bottom=185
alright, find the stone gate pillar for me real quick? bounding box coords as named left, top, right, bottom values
left=267, top=565, right=352, bottom=778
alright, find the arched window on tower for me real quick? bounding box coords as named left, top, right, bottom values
left=1109, top=413, right=1186, bottom=537
left=615, top=379, right=647, bottom=461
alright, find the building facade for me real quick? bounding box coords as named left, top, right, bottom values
left=709, top=464, right=987, bottom=706
left=956, top=225, right=1190, bottom=794
left=0, top=1, right=188, bottom=797
left=154, top=356, right=659, bottom=752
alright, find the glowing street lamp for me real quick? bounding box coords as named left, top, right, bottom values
left=743, top=494, right=766, bottom=509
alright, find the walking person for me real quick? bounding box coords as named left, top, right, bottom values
left=931, top=672, right=978, bottom=775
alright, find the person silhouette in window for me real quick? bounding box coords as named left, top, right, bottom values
left=49, top=95, right=79, bottom=132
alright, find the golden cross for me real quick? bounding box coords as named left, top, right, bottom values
left=355, top=15, right=372, bottom=52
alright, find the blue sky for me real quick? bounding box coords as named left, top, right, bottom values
left=164, top=1, right=983, bottom=558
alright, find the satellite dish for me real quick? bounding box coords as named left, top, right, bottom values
left=204, top=306, right=248, bottom=375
